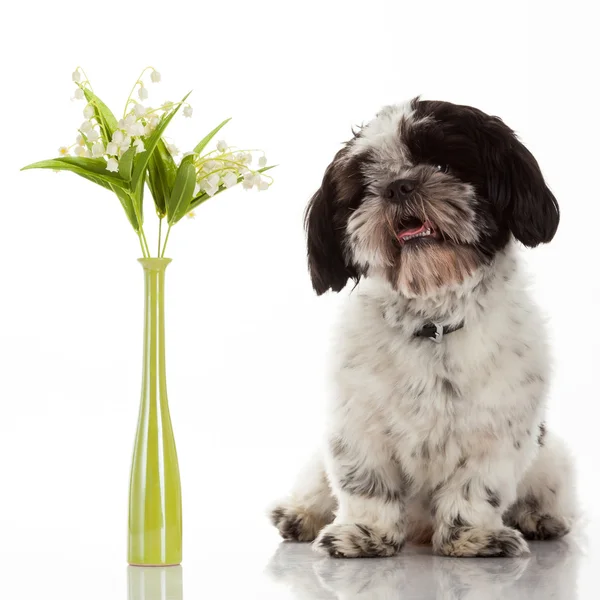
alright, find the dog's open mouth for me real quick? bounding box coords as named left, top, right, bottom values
left=396, top=217, right=439, bottom=245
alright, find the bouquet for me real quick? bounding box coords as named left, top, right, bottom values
left=22, top=66, right=274, bottom=257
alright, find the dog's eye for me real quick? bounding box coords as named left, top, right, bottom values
left=435, top=164, right=449, bottom=173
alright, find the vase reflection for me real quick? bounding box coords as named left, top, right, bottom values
left=128, top=566, right=183, bottom=600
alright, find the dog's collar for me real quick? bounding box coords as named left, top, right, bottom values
left=414, top=322, right=464, bottom=343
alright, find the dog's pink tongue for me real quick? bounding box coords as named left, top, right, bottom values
left=398, top=222, right=427, bottom=241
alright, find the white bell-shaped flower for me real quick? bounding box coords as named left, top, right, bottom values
left=92, top=141, right=105, bottom=158
left=106, top=157, right=119, bottom=172
left=242, top=173, right=255, bottom=190
left=106, top=142, right=119, bottom=156
left=222, top=172, right=238, bottom=188
left=166, top=143, right=180, bottom=156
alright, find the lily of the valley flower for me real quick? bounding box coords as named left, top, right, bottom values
left=134, top=104, right=146, bottom=118
left=72, top=70, right=81, bottom=83
left=166, top=142, right=179, bottom=156
left=106, top=157, right=119, bottom=172
left=74, top=88, right=85, bottom=100
left=138, top=84, right=148, bottom=101
left=216, top=140, right=228, bottom=153
left=118, top=135, right=132, bottom=155
left=258, top=155, right=267, bottom=168
left=183, top=106, right=193, bottom=118
left=222, top=171, right=238, bottom=188
left=83, top=104, right=95, bottom=119
left=106, top=142, right=119, bottom=156
left=76, top=134, right=85, bottom=147
left=150, top=70, right=161, bottom=83
left=92, top=141, right=105, bottom=158
left=58, top=146, right=69, bottom=156
left=200, top=173, right=220, bottom=196
left=133, top=138, right=145, bottom=154
left=80, top=120, right=93, bottom=134
left=112, top=130, right=125, bottom=144
left=87, top=130, right=100, bottom=143
left=144, top=114, right=160, bottom=135
left=241, top=172, right=270, bottom=191
left=187, top=210, right=196, bottom=219
left=242, top=172, right=255, bottom=190
left=74, top=146, right=88, bottom=157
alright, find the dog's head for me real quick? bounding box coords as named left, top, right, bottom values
left=305, top=99, right=559, bottom=296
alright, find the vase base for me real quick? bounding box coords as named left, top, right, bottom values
left=128, top=562, right=181, bottom=567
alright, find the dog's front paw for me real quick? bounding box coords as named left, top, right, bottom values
left=435, top=526, right=529, bottom=558
left=313, top=523, right=404, bottom=558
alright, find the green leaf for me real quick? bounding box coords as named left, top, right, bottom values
left=21, top=156, right=140, bottom=230
left=111, top=185, right=140, bottom=231
left=118, top=147, right=136, bottom=181
left=175, top=165, right=276, bottom=224
left=22, top=157, right=129, bottom=189
left=130, top=91, right=192, bottom=192
left=133, top=166, right=145, bottom=227
left=167, top=155, right=197, bottom=225
left=82, top=88, right=118, bottom=142
left=147, top=138, right=177, bottom=217
left=193, top=117, right=231, bottom=154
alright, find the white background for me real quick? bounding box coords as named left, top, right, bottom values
left=0, top=0, right=599, bottom=598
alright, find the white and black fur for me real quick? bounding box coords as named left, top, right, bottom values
left=270, top=99, right=576, bottom=558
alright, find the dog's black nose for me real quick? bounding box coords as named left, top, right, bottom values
left=385, top=179, right=417, bottom=202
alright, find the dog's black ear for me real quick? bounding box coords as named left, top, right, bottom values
left=486, top=118, right=559, bottom=247
left=305, top=150, right=359, bottom=295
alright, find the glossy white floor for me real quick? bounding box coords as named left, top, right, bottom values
left=1, top=516, right=597, bottom=599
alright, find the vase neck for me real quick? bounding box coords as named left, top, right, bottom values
left=138, top=258, right=172, bottom=272
left=140, top=258, right=169, bottom=395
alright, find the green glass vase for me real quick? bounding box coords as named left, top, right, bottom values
left=128, top=258, right=182, bottom=566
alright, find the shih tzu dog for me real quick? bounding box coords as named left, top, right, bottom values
left=270, top=98, right=576, bottom=558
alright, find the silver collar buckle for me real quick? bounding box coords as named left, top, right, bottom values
left=430, top=323, right=444, bottom=343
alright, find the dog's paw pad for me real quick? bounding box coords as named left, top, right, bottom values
left=313, top=523, right=404, bottom=558
left=437, top=526, right=529, bottom=557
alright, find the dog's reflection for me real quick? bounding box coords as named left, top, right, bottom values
left=266, top=539, right=580, bottom=600
left=128, top=566, right=183, bottom=600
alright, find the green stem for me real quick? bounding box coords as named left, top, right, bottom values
left=123, top=67, right=155, bottom=118
left=161, top=225, right=172, bottom=258
left=158, top=218, right=163, bottom=257
left=137, top=231, right=148, bottom=258
left=140, top=227, right=151, bottom=257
